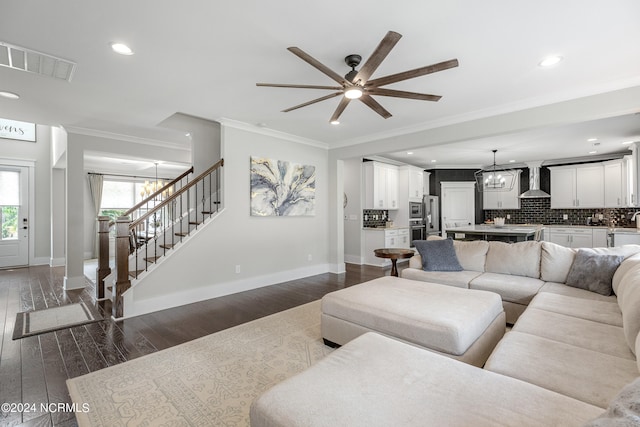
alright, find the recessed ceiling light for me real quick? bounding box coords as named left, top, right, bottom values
left=0, top=91, right=20, bottom=100
left=589, top=150, right=598, bottom=154
left=622, top=140, right=634, bottom=145
left=509, top=159, right=516, bottom=163
left=538, top=55, right=563, bottom=67
left=407, top=151, right=414, bottom=155
left=587, top=138, right=598, bottom=142
left=431, top=159, right=437, bottom=163
left=110, top=42, right=134, bottom=55
left=330, top=120, right=340, bottom=125
left=185, top=132, right=191, bottom=137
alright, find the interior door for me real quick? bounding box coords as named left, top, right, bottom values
left=441, top=182, right=475, bottom=236
left=0, top=166, right=29, bottom=268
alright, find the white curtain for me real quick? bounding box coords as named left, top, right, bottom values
left=88, top=173, right=104, bottom=258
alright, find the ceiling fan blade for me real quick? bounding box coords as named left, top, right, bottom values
left=282, top=92, right=343, bottom=113
left=360, top=94, right=392, bottom=119
left=287, top=47, right=350, bottom=85
left=354, top=31, right=402, bottom=84
left=366, top=59, right=459, bottom=87
left=367, top=87, right=442, bottom=102
left=330, top=97, right=351, bottom=123
left=257, top=83, right=343, bottom=90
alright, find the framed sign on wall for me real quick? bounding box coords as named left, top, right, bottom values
left=0, top=118, right=36, bottom=142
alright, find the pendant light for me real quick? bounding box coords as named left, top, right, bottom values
left=474, top=150, right=516, bottom=192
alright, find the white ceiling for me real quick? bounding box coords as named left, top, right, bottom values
left=1, top=1, right=640, bottom=166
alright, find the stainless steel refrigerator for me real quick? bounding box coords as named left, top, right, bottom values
left=424, top=195, right=440, bottom=237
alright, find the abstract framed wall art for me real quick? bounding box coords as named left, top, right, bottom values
left=250, top=156, right=316, bottom=216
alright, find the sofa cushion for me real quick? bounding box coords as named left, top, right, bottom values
left=485, top=241, right=541, bottom=278
left=539, top=282, right=617, bottom=303
left=565, top=250, right=624, bottom=296
left=484, top=331, right=639, bottom=408
left=540, top=242, right=576, bottom=283
left=612, top=253, right=640, bottom=295
left=512, top=307, right=635, bottom=360
left=452, top=240, right=489, bottom=272
left=400, top=268, right=481, bottom=289
left=413, top=239, right=463, bottom=272
left=614, top=266, right=640, bottom=355
left=250, top=332, right=604, bottom=427
left=528, top=292, right=623, bottom=327
left=469, top=272, right=544, bottom=305
left=583, top=377, right=640, bottom=427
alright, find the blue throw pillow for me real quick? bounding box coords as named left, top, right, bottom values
left=413, top=239, right=463, bottom=272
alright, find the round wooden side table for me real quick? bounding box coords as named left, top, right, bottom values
left=373, top=248, right=415, bottom=277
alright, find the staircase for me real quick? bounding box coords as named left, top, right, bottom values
left=96, top=159, right=224, bottom=318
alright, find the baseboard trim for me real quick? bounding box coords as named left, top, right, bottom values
left=344, top=254, right=363, bottom=265
left=49, top=257, right=65, bottom=267
left=120, top=263, right=333, bottom=319
left=64, top=275, right=86, bottom=290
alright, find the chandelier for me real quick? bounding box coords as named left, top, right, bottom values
left=140, top=162, right=172, bottom=199
left=474, top=150, right=516, bottom=192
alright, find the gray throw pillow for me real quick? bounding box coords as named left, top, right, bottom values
left=413, top=239, right=463, bottom=272
left=565, top=250, right=624, bottom=296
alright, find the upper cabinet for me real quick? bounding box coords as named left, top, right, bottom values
left=363, top=161, right=399, bottom=210
left=603, top=158, right=632, bottom=208
left=550, top=163, right=605, bottom=208
left=482, top=170, right=521, bottom=210
left=407, top=167, right=424, bottom=201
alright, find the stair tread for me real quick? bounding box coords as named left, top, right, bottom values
left=175, top=232, right=189, bottom=237
left=201, top=211, right=216, bottom=214
left=159, top=244, right=174, bottom=249
left=189, top=221, right=202, bottom=225
left=144, top=256, right=160, bottom=263
left=128, top=270, right=144, bottom=278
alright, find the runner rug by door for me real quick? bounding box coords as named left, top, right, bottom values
left=13, top=302, right=101, bottom=340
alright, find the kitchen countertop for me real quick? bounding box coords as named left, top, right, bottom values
left=446, top=224, right=537, bottom=235
left=363, top=226, right=409, bottom=231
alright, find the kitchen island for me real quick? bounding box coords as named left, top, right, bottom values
left=446, top=224, right=539, bottom=242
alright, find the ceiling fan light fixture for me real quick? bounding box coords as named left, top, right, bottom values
left=344, top=87, right=363, bottom=99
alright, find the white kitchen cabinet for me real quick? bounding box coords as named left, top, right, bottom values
left=408, top=167, right=424, bottom=201
left=550, top=164, right=604, bottom=208
left=364, top=161, right=399, bottom=210
left=545, top=227, right=594, bottom=248
left=482, top=170, right=521, bottom=210
left=363, top=228, right=410, bottom=266
left=604, top=159, right=628, bottom=207
left=592, top=228, right=608, bottom=248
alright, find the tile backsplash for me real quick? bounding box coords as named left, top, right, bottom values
left=483, top=198, right=640, bottom=228
left=363, top=209, right=389, bottom=228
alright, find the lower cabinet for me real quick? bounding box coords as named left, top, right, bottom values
left=364, top=228, right=410, bottom=266
left=545, top=227, right=608, bottom=248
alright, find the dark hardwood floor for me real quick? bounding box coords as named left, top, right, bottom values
left=0, top=262, right=398, bottom=426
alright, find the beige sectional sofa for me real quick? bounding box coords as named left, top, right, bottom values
left=401, top=239, right=640, bottom=323
left=251, top=240, right=640, bottom=426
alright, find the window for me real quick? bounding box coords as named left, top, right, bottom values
left=100, top=180, right=145, bottom=222
left=0, top=170, right=20, bottom=240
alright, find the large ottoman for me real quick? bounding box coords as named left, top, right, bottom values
left=321, top=276, right=505, bottom=367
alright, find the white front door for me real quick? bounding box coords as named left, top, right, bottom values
left=441, top=181, right=476, bottom=236
left=0, top=166, right=29, bottom=268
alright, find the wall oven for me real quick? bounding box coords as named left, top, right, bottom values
left=409, top=201, right=423, bottom=219
left=409, top=219, right=425, bottom=247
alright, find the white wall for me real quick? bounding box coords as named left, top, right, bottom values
left=123, top=125, right=330, bottom=317
left=1, top=124, right=52, bottom=264
left=343, top=157, right=363, bottom=264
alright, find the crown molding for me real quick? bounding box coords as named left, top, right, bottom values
left=217, top=117, right=329, bottom=150
left=64, top=126, right=189, bottom=151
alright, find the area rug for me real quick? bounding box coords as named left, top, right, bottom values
left=67, top=300, right=332, bottom=426
left=13, top=302, right=101, bottom=340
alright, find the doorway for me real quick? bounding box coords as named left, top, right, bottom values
left=440, top=181, right=475, bottom=236
left=0, top=165, right=29, bottom=268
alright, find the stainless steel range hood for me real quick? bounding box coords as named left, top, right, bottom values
left=520, top=161, right=551, bottom=198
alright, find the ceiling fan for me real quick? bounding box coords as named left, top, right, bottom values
left=257, top=31, right=459, bottom=123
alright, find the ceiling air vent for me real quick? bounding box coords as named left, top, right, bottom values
left=0, top=41, right=76, bottom=82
